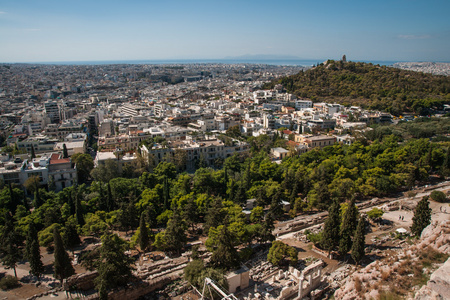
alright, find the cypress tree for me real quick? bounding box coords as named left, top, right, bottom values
left=321, top=199, right=341, bottom=255
left=351, top=215, right=366, bottom=265
left=75, top=192, right=85, bottom=226
left=1, top=213, right=23, bottom=278
left=31, top=145, right=36, bottom=159
left=25, top=222, right=38, bottom=260
left=23, top=191, right=30, bottom=211
left=411, top=196, right=432, bottom=237
left=28, top=228, right=45, bottom=280
left=339, top=198, right=358, bottom=255
left=163, top=176, right=169, bottom=210
left=223, top=165, right=228, bottom=195
left=139, top=212, right=149, bottom=252
left=53, top=227, right=75, bottom=284
left=63, top=144, right=69, bottom=158
left=8, top=184, right=16, bottom=212
left=34, top=188, right=43, bottom=208
left=107, top=183, right=113, bottom=212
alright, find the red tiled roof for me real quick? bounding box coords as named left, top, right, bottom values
left=51, top=153, right=60, bottom=160
left=50, top=158, right=70, bottom=165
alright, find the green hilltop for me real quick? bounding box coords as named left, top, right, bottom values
left=263, top=60, right=450, bottom=115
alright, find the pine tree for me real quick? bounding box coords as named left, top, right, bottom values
left=63, top=217, right=81, bottom=253
left=139, top=212, right=149, bottom=252
left=94, top=233, right=134, bottom=300
left=205, top=198, right=225, bottom=234
left=53, top=227, right=75, bottom=284
left=351, top=215, right=366, bottom=265
left=411, top=196, right=432, bottom=237
left=261, top=212, right=275, bottom=243
left=164, top=209, right=187, bottom=256
left=63, top=144, right=69, bottom=158
left=321, top=199, right=341, bottom=255
left=339, top=198, right=358, bottom=255
left=269, top=189, right=284, bottom=218
left=1, top=213, right=23, bottom=278
left=210, top=225, right=240, bottom=270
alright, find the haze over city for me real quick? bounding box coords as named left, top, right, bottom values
left=1, top=0, right=450, bottom=63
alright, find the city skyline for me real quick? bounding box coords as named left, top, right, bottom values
left=1, top=0, right=450, bottom=63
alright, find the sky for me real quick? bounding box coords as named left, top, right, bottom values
left=0, top=0, right=449, bottom=63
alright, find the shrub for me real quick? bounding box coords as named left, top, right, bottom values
left=307, top=232, right=323, bottom=246
left=366, top=207, right=384, bottom=220
left=0, top=275, right=20, bottom=290
left=430, top=190, right=447, bottom=203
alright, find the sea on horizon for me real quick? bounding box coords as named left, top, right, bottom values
left=7, top=58, right=406, bottom=67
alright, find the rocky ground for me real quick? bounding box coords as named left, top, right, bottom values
left=333, top=219, right=450, bottom=300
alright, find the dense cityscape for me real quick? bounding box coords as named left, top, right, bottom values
left=0, top=58, right=448, bottom=300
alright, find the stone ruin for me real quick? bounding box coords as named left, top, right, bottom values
left=57, top=255, right=190, bottom=300
left=277, top=259, right=325, bottom=300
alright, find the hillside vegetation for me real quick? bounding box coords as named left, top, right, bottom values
left=263, top=60, right=450, bottom=115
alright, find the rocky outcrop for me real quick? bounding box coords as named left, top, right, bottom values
left=334, top=220, right=450, bottom=300
left=415, top=258, right=450, bottom=300
left=418, top=220, right=450, bottom=254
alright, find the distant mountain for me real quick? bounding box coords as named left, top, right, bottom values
left=262, top=59, right=450, bottom=115
left=223, top=54, right=303, bottom=60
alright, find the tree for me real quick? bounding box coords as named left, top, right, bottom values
left=260, top=212, right=275, bottom=243
left=173, top=149, right=187, bottom=171
left=339, top=198, right=358, bottom=255
left=0, top=213, right=23, bottom=278
left=267, top=241, right=298, bottom=266
left=430, top=190, right=447, bottom=203
left=71, top=153, right=94, bottom=184
left=90, top=160, right=119, bottom=183
left=75, top=191, right=85, bottom=226
left=209, top=225, right=240, bottom=270
left=366, top=207, right=384, bottom=220
left=138, top=212, right=150, bottom=252
left=321, top=199, right=341, bottom=255
left=184, top=259, right=205, bottom=288
left=63, top=217, right=81, bottom=253
left=24, top=175, right=40, bottom=194
left=63, top=144, right=69, bottom=158
left=411, top=196, right=432, bottom=237
left=161, top=209, right=187, bottom=255
left=26, top=223, right=44, bottom=279
left=53, top=227, right=75, bottom=284
left=31, top=145, right=36, bottom=159
left=204, top=198, right=226, bottom=234
left=95, top=233, right=134, bottom=300
left=351, top=215, right=366, bottom=265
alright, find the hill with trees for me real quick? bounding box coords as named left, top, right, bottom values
left=262, top=60, right=450, bottom=115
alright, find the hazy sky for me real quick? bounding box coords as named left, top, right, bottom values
left=1, top=0, right=449, bottom=63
